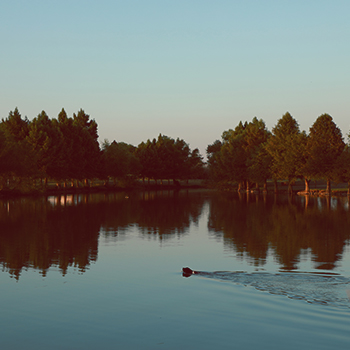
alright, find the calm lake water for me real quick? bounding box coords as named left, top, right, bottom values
left=1, top=190, right=350, bottom=349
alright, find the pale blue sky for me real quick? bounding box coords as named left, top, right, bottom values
left=1, top=0, right=349, bottom=156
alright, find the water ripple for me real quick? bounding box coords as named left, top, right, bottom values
left=185, top=270, right=350, bottom=309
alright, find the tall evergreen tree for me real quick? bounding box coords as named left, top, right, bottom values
left=244, top=118, right=271, bottom=191
left=306, top=114, right=345, bottom=194
left=0, top=108, right=36, bottom=185
left=265, top=112, right=303, bottom=193
left=26, top=110, right=64, bottom=185
left=1, top=107, right=29, bottom=142
left=73, top=109, right=102, bottom=182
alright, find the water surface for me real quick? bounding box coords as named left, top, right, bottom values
left=0, top=191, right=350, bottom=349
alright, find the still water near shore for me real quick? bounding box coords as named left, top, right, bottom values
left=0, top=190, right=350, bottom=349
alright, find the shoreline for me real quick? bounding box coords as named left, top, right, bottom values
left=0, top=182, right=208, bottom=199
left=1, top=179, right=349, bottom=199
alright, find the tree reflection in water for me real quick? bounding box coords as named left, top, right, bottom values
left=0, top=190, right=208, bottom=279
left=208, top=192, right=350, bottom=270
left=1, top=190, right=350, bottom=280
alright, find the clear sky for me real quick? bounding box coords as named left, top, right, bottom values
left=1, top=0, right=349, bottom=157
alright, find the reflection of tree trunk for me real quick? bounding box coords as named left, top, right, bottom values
left=304, top=178, right=310, bottom=193
left=288, top=180, right=293, bottom=194
left=238, top=182, right=243, bottom=192
left=246, top=180, right=250, bottom=192
left=263, top=180, right=267, bottom=192
left=255, top=182, right=259, bottom=193
left=263, top=192, right=267, bottom=204
left=305, top=194, right=309, bottom=210
left=326, top=179, right=331, bottom=195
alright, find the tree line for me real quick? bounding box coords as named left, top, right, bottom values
left=0, top=108, right=205, bottom=191
left=207, top=112, right=349, bottom=194
left=1, top=108, right=349, bottom=194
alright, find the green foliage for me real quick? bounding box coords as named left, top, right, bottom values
left=1, top=106, right=349, bottom=194
left=0, top=109, right=37, bottom=188
left=137, top=134, right=204, bottom=182
left=265, top=112, right=303, bottom=185
left=26, top=110, right=65, bottom=181
left=53, top=108, right=103, bottom=182
left=207, top=118, right=270, bottom=188
left=334, top=146, right=350, bottom=184
left=102, top=140, right=141, bottom=183
left=220, top=134, right=247, bottom=183
left=0, top=129, right=14, bottom=174
left=1, top=107, right=29, bottom=142
left=206, top=139, right=223, bottom=180
left=306, top=114, right=345, bottom=180
left=207, top=112, right=347, bottom=193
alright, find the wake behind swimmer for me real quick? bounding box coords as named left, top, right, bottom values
left=182, top=267, right=350, bottom=308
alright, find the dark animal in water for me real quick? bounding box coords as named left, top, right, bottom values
left=182, top=267, right=350, bottom=308
left=182, top=267, right=198, bottom=277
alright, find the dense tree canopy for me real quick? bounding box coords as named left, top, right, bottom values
left=265, top=112, right=305, bottom=193
left=0, top=108, right=36, bottom=188
left=0, top=108, right=206, bottom=191
left=136, top=134, right=205, bottom=184
left=102, top=140, right=141, bottom=184
left=1, top=107, right=349, bottom=194
left=207, top=117, right=270, bottom=191
left=206, top=112, right=348, bottom=194
left=306, top=114, right=345, bottom=193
